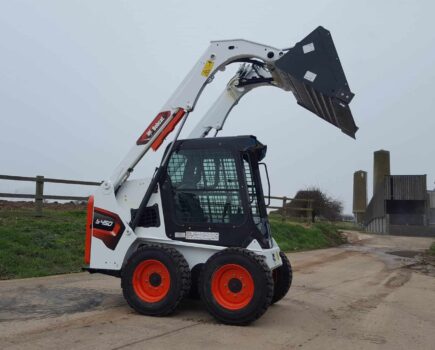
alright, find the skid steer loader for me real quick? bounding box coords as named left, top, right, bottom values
left=84, top=26, right=358, bottom=325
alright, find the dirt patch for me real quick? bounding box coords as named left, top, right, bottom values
left=384, top=269, right=412, bottom=288
left=387, top=250, right=420, bottom=258
left=406, top=254, right=435, bottom=277
left=0, top=285, right=123, bottom=321
left=293, top=251, right=355, bottom=272
left=348, top=293, right=389, bottom=312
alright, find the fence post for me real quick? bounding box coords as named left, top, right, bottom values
left=281, top=196, right=287, bottom=221
left=308, top=200, right=313, bottom=223
left=35, top=175, right=44, bottom=216
left=306, top=200, right=310, bottom=223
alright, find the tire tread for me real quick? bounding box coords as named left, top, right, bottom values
left=121, top=243, right=191, bottom=316
left=200, top=247, right=274, bottom=325
left=271, top=251, right=292, bottom=304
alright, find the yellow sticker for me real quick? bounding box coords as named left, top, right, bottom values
left=201, top=60, right=214, bottom=77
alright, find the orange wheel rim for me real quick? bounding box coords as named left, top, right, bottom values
left=133, top=259, right=171, bottom=303
left=211, top=264, right=254, bottom=310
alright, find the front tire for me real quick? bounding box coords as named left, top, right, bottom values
left=199, top=248, right=274, bottom=325
left=271, top=251, right=292, bottom=304
left=121, top=244, right=191, bottom=316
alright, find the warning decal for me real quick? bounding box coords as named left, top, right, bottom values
left=186, top=231, right=219, bottom=241
left=201, top=60, right=215, bottom=77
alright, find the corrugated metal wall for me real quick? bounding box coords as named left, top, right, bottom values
left=366, top=217, right=387, bottom=234
left=428, top=191, right=435, bottom=208
left=384, top=175, right=427, bottom=200
left=365, top=175, right=428, bottom=233
left=364, top=178, right=387, bottom=225
left=429, top=191, right=435, bottom=225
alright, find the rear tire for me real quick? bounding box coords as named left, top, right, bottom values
left=199, top=248, right=273, bottom=325
left=271, top=251, right=292, bottom=304
left=121, top=244, right=191, bottom=316
left=188, top=264, right=203, bottom=300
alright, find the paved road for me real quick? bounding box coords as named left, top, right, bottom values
left=1, top=233, right=435, bottom=350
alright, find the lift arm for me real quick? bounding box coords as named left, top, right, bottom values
left=109, top=26, right=358, bottom=192
left=189, top=64, right=274, bottom=138
left=109, top=39, right=283, bottom=190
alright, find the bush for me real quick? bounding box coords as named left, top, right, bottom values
left=279, top=187, right=343, bottom=222
left=270, top=218, right=346, bottom=252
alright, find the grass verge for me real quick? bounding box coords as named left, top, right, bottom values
left=0, top=208, right=346, bottom=279
left=0, top=208, right=85, bottom=279
left=270, top=218, right=346, bottom=252
left=429, top=242, right=435, bottom=256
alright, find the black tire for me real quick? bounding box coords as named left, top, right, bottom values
left=271, top=252, right=292, bottom=304
left=188, top=264, right=203, bottom=300
left=199, top=248, right=274, bottom=325
left=121, top=244, right=191, bottom=316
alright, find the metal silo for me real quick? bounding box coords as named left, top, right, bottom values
left=373, top=150, right=390, bottom=193
left=353, top=170, right=367, bottom=224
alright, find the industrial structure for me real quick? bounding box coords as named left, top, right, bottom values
left=429, top=190, right=435, bottom=225
left=352, top=170, right=367, bottom=224
left=353, top=150, right=435, bottom=236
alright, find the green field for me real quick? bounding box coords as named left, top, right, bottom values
left=0, top=208, right=86, bottom=279
left=0, top=208, right=346, bottom=279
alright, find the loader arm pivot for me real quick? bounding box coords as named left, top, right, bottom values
left=109, top=26, right=358, bottom=193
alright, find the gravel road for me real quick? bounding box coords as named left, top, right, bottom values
left=1, top=232, right=434, bottom=350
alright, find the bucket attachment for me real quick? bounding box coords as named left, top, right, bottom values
left=274, top=26, right=358, bottom=138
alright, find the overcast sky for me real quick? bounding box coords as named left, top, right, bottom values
left=1, top=0, right=435, bottom=213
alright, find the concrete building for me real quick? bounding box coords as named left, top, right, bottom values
left=355, top=150, right=435, bottom=236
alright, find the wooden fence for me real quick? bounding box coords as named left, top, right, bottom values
left=0, top=174, right=101, bottom=216
left=265, top=195, right=313, bottom=221
left=0, top=174, right=313, bottom=220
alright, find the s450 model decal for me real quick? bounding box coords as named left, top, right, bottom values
left=92, top=208, right=125, bottom=250
left=94, top=218, right=114, bottom=228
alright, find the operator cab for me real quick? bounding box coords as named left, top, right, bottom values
left=159, top=136, right=272, bottom=249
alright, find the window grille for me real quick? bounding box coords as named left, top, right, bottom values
left=243, top=158, right=261, bottom=224
left=167, top=149, right=244, bottom=224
